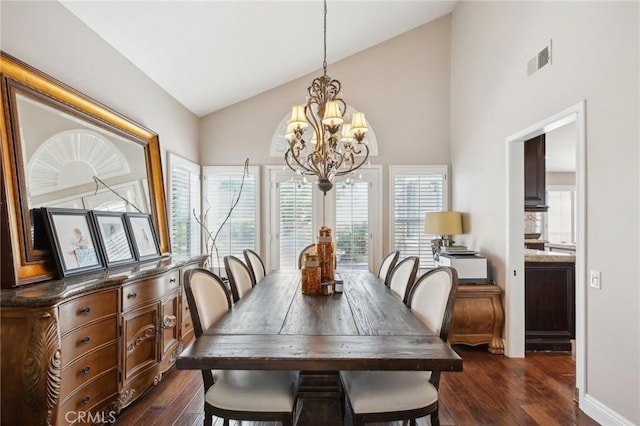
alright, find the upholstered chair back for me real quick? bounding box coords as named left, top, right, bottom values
left=388, top=256, right=420, bottom=303
left=184, top=268, right=232, bottom=337
left=407, top=267, right=459, bottom=339
left=224, top=255, right=254, bottom=303
left=378, top=250, right=400, bottom=285
left=243, top=249, right=266, bottom=286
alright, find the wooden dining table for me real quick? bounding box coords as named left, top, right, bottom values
left=177, top=270, right=462, bottom=425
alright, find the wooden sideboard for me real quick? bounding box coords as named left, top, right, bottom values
left=0, top=255, right=205, bottom=425
left=448, top=284, right=504, bottom=354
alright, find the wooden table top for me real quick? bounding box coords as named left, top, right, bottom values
left=177, top=270, right=462, bottom=372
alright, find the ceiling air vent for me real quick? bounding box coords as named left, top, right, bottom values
left=527, top=40, right=552, bottom=77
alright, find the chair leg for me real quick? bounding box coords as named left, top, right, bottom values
left=409, top=419, right=417, bottom=426
left=431, top=410, right=440, bottom=426
left=222, top=419, right=229, bottom=426
left=204, top=413, right=213, bottom=426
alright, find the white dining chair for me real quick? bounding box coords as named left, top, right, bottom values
left=224, top=255, right=254, bottom=303
left=388, top=256, right=419, bottom=303
left=340, top=266, right=459, bottom=426
left=243, top=249, right=266, bottom=286
left=378, top=250, right=400, bottom=286
left=184, top=268, right=297, bottom=426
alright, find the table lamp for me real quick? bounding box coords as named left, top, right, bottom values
left=424, top=211, right=463, bottom=248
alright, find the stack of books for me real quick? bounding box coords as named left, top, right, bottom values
left=440, top=245, right=476, bottom=255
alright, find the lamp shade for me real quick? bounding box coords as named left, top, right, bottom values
left=350, top=112, right=368, bottom=134
left=289, top=105, right=309, bottom=129
left=322, top=101, right=344, bottom=126
left=424, top=211, right=463, bottom=235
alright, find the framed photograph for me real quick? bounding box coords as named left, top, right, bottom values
left=92, top=211, right=137, bottom=268
left=43, top=208, right=105, bottom=277
left=125, top=212, right=161, bottom=261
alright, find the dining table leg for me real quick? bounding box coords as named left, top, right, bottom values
left=294, top=371, right=345, bottom=425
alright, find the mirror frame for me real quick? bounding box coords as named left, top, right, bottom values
left=1, top=52, right=170, bottom=286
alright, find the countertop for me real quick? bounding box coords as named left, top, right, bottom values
left=524, top=239, right=549, bottom=244
left=524, top=249, right=576, bottom=263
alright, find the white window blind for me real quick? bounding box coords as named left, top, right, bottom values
left=335, top=179, right=369, bottom=270
left=168, top=153, right=201, bottom=257
left=278, top=180, right=313, bottom=270
left=390, top=166, right=448, bottom=269
left=203, top=166, right=259, bottom=267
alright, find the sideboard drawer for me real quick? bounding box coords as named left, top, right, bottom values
left=61, top=317, right=118, bottom=367
left=60, top=342, right=118, bottom=401
left=57, top=370, right=119, bottom=425
left=59, top=289, right=118, bottom=335
left=122, top=270, right=180, bottom=312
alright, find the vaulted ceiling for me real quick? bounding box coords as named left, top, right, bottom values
left=60, top=1, right=457, bottom=117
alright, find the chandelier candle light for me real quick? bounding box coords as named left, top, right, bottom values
left=284, top=0, right=370, bottom=194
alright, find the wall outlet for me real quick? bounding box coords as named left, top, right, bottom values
left=590, top=270, right=601, bottom=289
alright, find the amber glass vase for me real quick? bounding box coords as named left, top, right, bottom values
left=301, top=252, right=321, bottom=295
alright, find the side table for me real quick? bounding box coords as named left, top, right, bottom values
left=448, top=284, right=504, bottom=354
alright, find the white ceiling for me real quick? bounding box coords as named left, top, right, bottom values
left=60, top=1, right=457, bottom=117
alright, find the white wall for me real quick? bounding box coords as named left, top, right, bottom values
left=450, top=2, right=639, bottom=423
left=200, top=15, right=452, bottom=257
left=0, top=1, right=200, bottom=170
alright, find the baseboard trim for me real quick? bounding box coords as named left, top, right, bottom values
left=581, top=394, right=634, bottom=425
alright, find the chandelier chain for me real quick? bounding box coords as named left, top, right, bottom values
left=322, top=0, right=327, bottom=75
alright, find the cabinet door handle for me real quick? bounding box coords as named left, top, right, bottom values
left=81, top=336, right=90, bottom=345
left=82, top=366, right=91, bottom=375
left=82, top=396, right=90, bottom=405
left=127, top=292, right=137, bottom=299
left=81, top=306, right=92, bottom=315
left=170, top=278, right=176, bottom=283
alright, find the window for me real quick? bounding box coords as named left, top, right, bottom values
left=335, top=179, right=370, bottom=270
left=202, top=165, right=260, bottom=271
left=267, top=167, right=381, bottom=272
left=275, top=177, right=314, bottom=270
left=547, top=186, right=576, bottom=243
left=390, top=166, right=448, bottom=269
left=168, top=153, right=201, bottom=257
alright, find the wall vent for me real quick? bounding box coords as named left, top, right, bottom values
left=527, top=40, right=552, bottom=76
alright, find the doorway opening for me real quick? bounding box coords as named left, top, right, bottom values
left=505, top=101, right=586, bottom=405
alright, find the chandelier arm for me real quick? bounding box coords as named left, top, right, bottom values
left=334, top=146, right=370, bottom=177
left=286, top=142, right=317, bottom=176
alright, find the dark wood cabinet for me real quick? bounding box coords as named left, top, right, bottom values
left=524, top=134, right=547, bottom=211
left=1, top=255, right=206, bottom=425
left=525, top=261, right=575, bottom=351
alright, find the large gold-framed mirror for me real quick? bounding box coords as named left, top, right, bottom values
left=1, top=52, right=170, bottom=287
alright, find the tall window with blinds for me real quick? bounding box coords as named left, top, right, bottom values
left=168, top=153, right=201, bottom=257
left=202, top=166, right=260, bottom=269
left=547, top=187, right=576, bottom=243
left=390, top=166, right=448, bottom=269
left=335, top=179, right=370, bottom=270
left=278, top=180, right=313, bottom=270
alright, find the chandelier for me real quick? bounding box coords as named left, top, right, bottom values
left=284, top=0, right=370, bottom=194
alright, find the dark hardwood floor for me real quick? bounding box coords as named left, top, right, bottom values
left=114, top=345, right=598, bottom=426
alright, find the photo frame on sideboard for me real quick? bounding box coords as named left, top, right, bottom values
left=92, top=211, right=137, bottom=268
left=125, top=212, right=161, bottom=262
left=43, top=208, right=105, bottom=277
